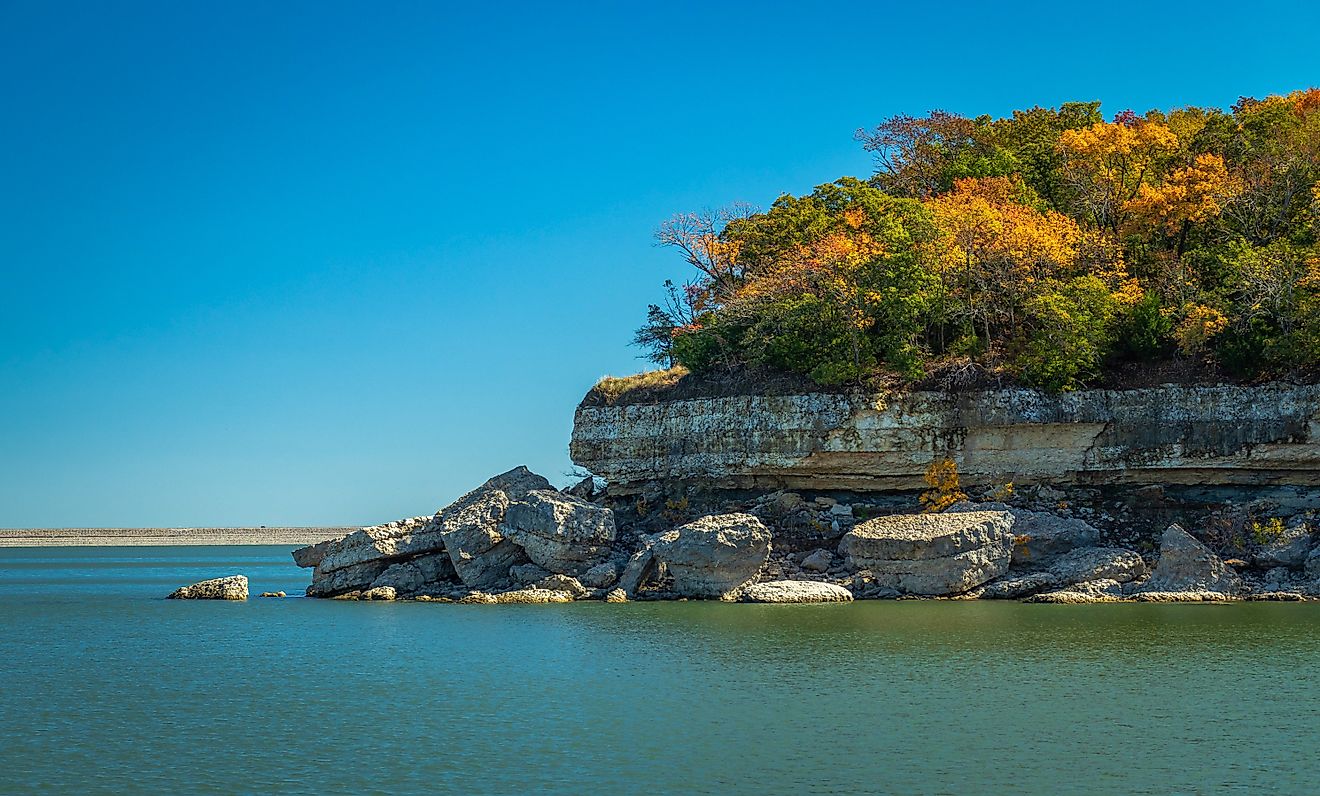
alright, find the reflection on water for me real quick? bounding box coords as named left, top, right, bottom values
left=1, top=547, right=1317, bottom=795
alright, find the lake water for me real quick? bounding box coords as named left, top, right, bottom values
left=2, top=546, right=1319, bottom=794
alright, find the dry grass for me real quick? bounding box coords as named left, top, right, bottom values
left=589, top=366, right=690, bottom=404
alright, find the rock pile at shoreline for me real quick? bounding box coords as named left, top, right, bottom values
left=276, top=466, right=1320, bottom=605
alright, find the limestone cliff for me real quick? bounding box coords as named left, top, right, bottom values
left=570, top=383, right=1320, bottom=492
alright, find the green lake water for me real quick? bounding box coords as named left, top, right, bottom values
left=2, top=546, right=1319, bottom=795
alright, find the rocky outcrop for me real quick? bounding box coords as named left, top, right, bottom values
left=502, top=489, right=615, bottom=575
left=1138, top=525, right=1242, bottom=595
left=168, top=575, right=248, bottom=600
left=648, top=514, right=771, bottom=598
left=436, top=467, right=551, bottom=588
left=741, top=580, right=854, bottom=603
left=571, top=383, right=1320, bottom=492
left=295, top=466, right=553, bottom=596
left=840, top=511, right=1014, bottom=595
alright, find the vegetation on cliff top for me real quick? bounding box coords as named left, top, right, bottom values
left=629, top=90, right=1320, bottom=394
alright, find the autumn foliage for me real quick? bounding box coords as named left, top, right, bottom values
left=636, top=90, right=1320, bottom=390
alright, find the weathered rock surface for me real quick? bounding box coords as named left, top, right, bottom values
left=291, top=539, right=336, bottom=569
left=741, top=580, right=854, bottom=603
left=580, top=560, right=620, bottom=589
left=1139, top=525, right=1242, bottom=595
left=502, top=489, right=616, bottom=575
left=306, top=560, right=390, bottom=598
left=1049, top=546, right=1147, bottom=585
left=979, top=547, right=1145, bottom=599
left=947, top=502, right=1100, bottom=563
left=801, top=549, right=834, bottom=573
left=648, top=513, right=771, bottom=598
left=571, top=383, right=1320, bottom=492
left=1024, top=579, right=1125, bottom=604
left=1252, top=522, right=1315, bottom=569
left=168, top=575, right=248, bottom=600
left=840, top=511, right=1014, bottom=595
left=437, top=466, right=552, bottom=588
left=315, top=516, right=440, bottom=577
left=531, top=574, right=588, bottom=599
left=617, top=548, right=655, bottom=597
left=369, top=552, right=457, bottom=595
left=459, top=588, right=576, bottom=604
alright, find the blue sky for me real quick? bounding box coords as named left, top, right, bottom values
left=2, top=0, right=1317, bottom=527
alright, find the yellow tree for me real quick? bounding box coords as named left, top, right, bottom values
left=926, top=177, right=1083, bottom=342
left=1057, top=120, right=1180, bottom=233
left=1125, top=153, right=1243, bottom=249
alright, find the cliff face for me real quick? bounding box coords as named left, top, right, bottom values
left=570, top=383, right=1320, bottom=492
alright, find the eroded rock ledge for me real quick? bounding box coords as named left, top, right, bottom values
left=570, top=383, right=1320, bottom=493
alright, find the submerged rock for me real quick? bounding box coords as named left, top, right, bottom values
left=648, top=513, right=772, bottom=599
left=502, top=489, right=616, bottom=575
left=741, top=580, right=854, bottom=603
left=168, top=575, right=248, bottom=600
left=1138, top=525, right=1241, bottom=595
left=840, top=511, right=1014, bottom=596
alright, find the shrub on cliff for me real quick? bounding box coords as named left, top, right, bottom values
left=635, top=89, right=1320, bottom=391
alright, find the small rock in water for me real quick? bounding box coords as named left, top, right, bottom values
left=167, top=575, right=248, bottom=601
left=259, top=591, right=286, bottom=598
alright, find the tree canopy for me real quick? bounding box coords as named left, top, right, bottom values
left=635, top=90, right=1320, bottom=391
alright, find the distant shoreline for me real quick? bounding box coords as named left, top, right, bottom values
left=0, top=527, right=351, bottom=547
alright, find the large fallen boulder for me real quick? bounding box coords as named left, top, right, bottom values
left=502, top=489, right=616, bottom=575
left=168, top=575, right=248, bottom=600
left=740, top=580, right=854, bottom=603
left=947, top=502, right=1099, bottom=563
left=648, top=513, right=771, bottom=599
left=1138, top=524, right=1242, bottom=596
left=437, top=466, right=551, bottom=588
left=840, top=511, right=1014, bottom=596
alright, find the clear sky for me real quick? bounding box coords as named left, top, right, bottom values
left=2, top=0, right=1316, bottom=528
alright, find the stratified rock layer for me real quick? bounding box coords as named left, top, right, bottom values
left=571, top=383, right=1320, bottom=492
